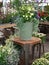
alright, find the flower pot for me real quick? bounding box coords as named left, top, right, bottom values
left=19, top=22, right=33, bottom=40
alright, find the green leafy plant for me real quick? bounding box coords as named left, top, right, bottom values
left=32, top=18, right=39, bottom=32
left=0, top=13, right=13, bottom=24
left=0, top=39, right=19, bottom=65
left=11, top=0, right=36, bottom=26
left=11, top=0, right=39, bottom=40
left=2, top=12, right=15, bottom=24
left=32, top=58, right=49, bottom=65
left=19, top=4, right=35, bottom=22
left=42, top=52, right=49, bottom=61
left=38, top=11, right=48, bottom=22
left=14, top=4, right=35, bottom=28
left=0, top=14, right=4, bottom=24
left=12, top=0, right=21, bottom=10
left=46, top=16, right=49, bottom=21
left=0, top=45, right=8, bottom=65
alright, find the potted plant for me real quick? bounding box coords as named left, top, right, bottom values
left=12, top=0, right=39, bottom=40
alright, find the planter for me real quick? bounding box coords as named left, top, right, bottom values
left=19, top=22, right=33, bottom=40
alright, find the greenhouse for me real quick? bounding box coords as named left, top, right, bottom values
left=0, top=0, right=49, bottom=65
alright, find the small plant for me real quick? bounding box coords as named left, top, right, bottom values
left=32, top=58, right=49, bottom=65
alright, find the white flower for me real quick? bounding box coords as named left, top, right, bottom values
left=32, top=8, right=35, bottom=11
left=26, top=15, right=28, bottom=18
left=23, top=15, right=25, bottom=17
left=8, top=48, right=12, bottom=54
left=0, top=45, right=3, bottom=48
left=27, top=6, right=32, bottom=11
left=2, top=49, right=5, bottom=52
left=30, top=15, right=32, bottom=18
left=27, top=18, right=28, bottom=20
left=28, top=11, right=30, bottom=13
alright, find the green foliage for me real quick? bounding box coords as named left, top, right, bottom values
left=46, top=16, right=49, bottom=21
left=42, top=52, right=49, bottom=61
left=32, top=58, right=49, bottom=65
left=14, top=4, right=35, bottom=28
left=0, top=45, right=8, bottom=65
left=2, top=14, right=12, bottom=23
left=11, top=0, right=21, bottom=10
left=1, top=10, right=18, bottom=24
left=33, top=18, right=39, bottom=32
left=11, top=0, right=36, bottom=27
left=32, top=32, right=46, bottom=43
left=1, top=12, right=17, bottom=24
left=11, top=0, right=30, bottom=9
left=19, top=4, right=35, bottom=22
left=0, top=39, right=19, bottom=65
left=0, top=13, right=13, bottom=24
left=9, top=35, right=22, bottom=50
